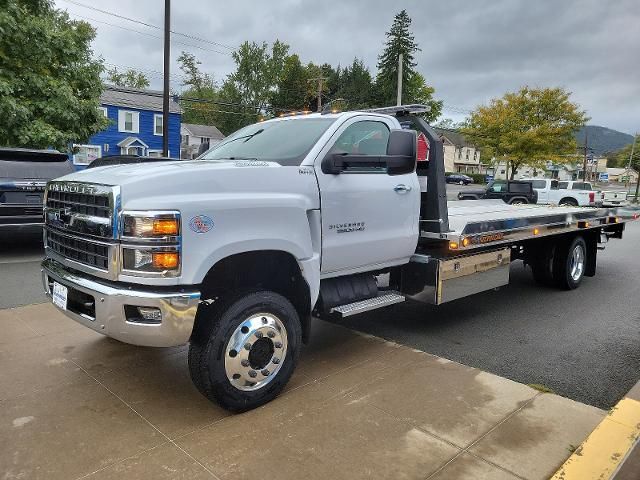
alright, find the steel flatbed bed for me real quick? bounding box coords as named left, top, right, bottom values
left=420, top=200, right=639, bottom=251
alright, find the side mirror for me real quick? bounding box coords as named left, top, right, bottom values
left=320, top=128, right=417, bottom=176
left=386, top=129, right=417, bottom=176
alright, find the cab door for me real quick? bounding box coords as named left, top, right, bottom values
left=314, top=117, right=420, bottom=275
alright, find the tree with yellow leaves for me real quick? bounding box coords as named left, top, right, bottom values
left=461, top=87, right=588, bottom=179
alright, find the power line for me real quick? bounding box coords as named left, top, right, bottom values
left=68, top=11, right=231, bottom=55
left=60, top=0, right=235, bottom=51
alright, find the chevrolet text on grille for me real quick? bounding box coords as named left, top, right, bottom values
left=48, top=183, right=98, bottom=195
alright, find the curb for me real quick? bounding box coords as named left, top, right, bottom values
left=551, top=380, right=640, bottom=480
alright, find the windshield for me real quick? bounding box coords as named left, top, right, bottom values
left=200, top=117, right=336, bottom=166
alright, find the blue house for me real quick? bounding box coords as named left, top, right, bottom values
left=72, top=86, right=181, bottom=168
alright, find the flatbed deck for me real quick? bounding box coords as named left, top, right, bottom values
left=420, top=200, right=639, bottom=251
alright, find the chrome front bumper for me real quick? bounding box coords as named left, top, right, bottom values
left=42, top=258, right=201, bottom=347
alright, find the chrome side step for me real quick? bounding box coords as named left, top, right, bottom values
left=330, top=291, right=405, bottom=318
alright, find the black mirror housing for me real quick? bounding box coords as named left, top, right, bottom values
left=386, top=129, right=417, bottom=175
left=321, top=128, right=417, bottom=176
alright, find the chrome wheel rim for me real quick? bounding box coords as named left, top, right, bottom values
left=569, top=244, right=585, bottom=282
left=224, top=313, right=288, bottom=391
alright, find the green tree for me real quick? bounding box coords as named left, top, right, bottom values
left=214, top=40, right=289, bottom=134
left=375, top=10, right=441, bottom=120
left=270, top=54, right=311, bottom=112
left=335, top=58, right=375, bottom=110
left=177, top=51, right=215, bottom=95
left=177, top=51, right=218, bottom=125
left=0, top=0, right=107, bottom=150
left=461, top=87, right=588, bottom=179
left=106, top=67, right=150, bottom=89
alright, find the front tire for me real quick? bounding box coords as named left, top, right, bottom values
left=188, top=290, right=302, bottom=412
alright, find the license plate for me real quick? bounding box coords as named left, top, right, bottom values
left=52, top=282, right=68, bottom=310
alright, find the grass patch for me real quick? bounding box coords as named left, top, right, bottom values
left=527, top=383, right=555, bottom=394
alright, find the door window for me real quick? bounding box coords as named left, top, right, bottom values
left=329, top=121, right=390, bottom=172
left=531, top=180, right=547, bottom=189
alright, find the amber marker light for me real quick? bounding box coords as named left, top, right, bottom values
left=449, top=241, right=459, bottom=250
left=462, top=237, right=471, bottom=247
left=152, top=252, right=179, bottom=269
left=533, top=228, right=540, bottom=235
left=153, top=218, right=179, bottom=236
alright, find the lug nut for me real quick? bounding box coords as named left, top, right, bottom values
left=274, top=341, right=282, bottom=349
left=272, top=358, right=280, bottom=365
left=262, top=317, right=268, bottom=324
left=261, top=369, right=270, bottom=376
left=255, top=331, right=263, bottom=338
left=241, top=359, right=250, bottom=367
left=248, top=370, right=257, bottom=378
left=267, top=331, right=275, bottom=338
left=244, top=343, right=252, bottom=350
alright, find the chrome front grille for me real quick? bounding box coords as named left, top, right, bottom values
left=46, top=229, right=110, bottom=270
left=46, top=190, right=110, bottom=218
left=44, top=182, right=120, bottom=277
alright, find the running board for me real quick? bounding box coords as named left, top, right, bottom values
left=330, top=291, right=405, bottom=318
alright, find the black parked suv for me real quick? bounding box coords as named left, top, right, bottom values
left=458, top=180, right=538, bottom=204
left=0, top=148, right=73, bottom=229
left=445, top=173, right=473, bottom=185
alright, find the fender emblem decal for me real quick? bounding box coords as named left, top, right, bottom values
left=189, top=215, right=214, bottom=234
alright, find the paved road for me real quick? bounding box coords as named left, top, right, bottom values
left=338, top=221, right=640, bottom=410
left=0, top=228, right=47, bottom=309
left=1, top=217, right=638, bottom=409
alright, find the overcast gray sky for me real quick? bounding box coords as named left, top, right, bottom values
left=55, top=0, right=639, bottom=134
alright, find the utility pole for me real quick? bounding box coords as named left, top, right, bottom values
left=309, top=76, right=328, bottom=112
left=396, top=53, right=403, bottom=106
left=582, top=130, right=588, bottom=181
left=625, top=133, right=636, bottom=192
left=162, top=0, right=170, bottom=157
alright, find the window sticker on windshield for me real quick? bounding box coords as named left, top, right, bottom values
left=189, top=215, right=214, bottom=234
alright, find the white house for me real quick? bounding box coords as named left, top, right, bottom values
left=181, top=123, right=225, bottom=159
left=433, top=128, right=484, bottom=174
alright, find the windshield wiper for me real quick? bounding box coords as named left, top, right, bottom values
left=222, top=128, right=264, bottom=146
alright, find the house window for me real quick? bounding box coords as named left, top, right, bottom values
left=99, top=107, right=107, bottom=118
left=473, top=151, right=477, bottom=161
left=154, top=114, right=163, bottom=136
left=465, top=149, right=469, bottom=160
left=73, top=144, right=101, bottom=165
left=148, top=149, right=163, bottom=158
left=200, top=137, right=209, bottom=144
left=118, top=110, right=139, bottom=133
left=181, top=134, right=189, bottom=144
left=457, top=149, right=462, bottom=160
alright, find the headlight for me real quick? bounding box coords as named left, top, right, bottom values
left=122, top=212, right=180, bottom=239
left=122, top=248, right=180, bottom=273
left=120, top=211, right=181, bottom=277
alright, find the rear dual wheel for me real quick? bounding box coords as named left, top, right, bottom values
left=188, top=290, right=301, bottom=412
left=530, top=236, right=587, bottom=290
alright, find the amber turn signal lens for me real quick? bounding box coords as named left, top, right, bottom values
left=533, top=228, right=540, bottom=235
left=153, top=219, right=179, bottom=236
left=449, top=241, right=459, bottom=250
left=462, top=237, right=470, bottom=247
left=152, top=252, right=179, bottom=269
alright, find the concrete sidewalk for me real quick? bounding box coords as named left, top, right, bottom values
left=1, top=303, right=605, bottom=480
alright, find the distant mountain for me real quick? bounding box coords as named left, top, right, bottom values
left=574, top=126, right=634, bottom=156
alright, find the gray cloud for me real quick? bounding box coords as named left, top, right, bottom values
left=55, top=0, right=639, bottom=133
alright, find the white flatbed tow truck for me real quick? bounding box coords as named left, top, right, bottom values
left=41, top=105, right=638, bottom=411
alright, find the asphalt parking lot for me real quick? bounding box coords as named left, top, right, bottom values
left=1, top=208, right=639, bottom=410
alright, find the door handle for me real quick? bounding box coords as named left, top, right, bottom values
left=394, top=184, right=412, bottom=194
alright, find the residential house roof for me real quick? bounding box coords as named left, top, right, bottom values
left=433, top=128, right=474, bottom=148
left=182, top=123, right=225, bottom=140
left=101, top=85, right=181, bottom=114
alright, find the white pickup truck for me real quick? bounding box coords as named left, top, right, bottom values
left=525, top=178, right=601, bottom=207
left=42, top=105, right=638, bottom=411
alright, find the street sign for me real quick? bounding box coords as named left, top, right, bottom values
left=598, top=172, right=609, bottom=182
